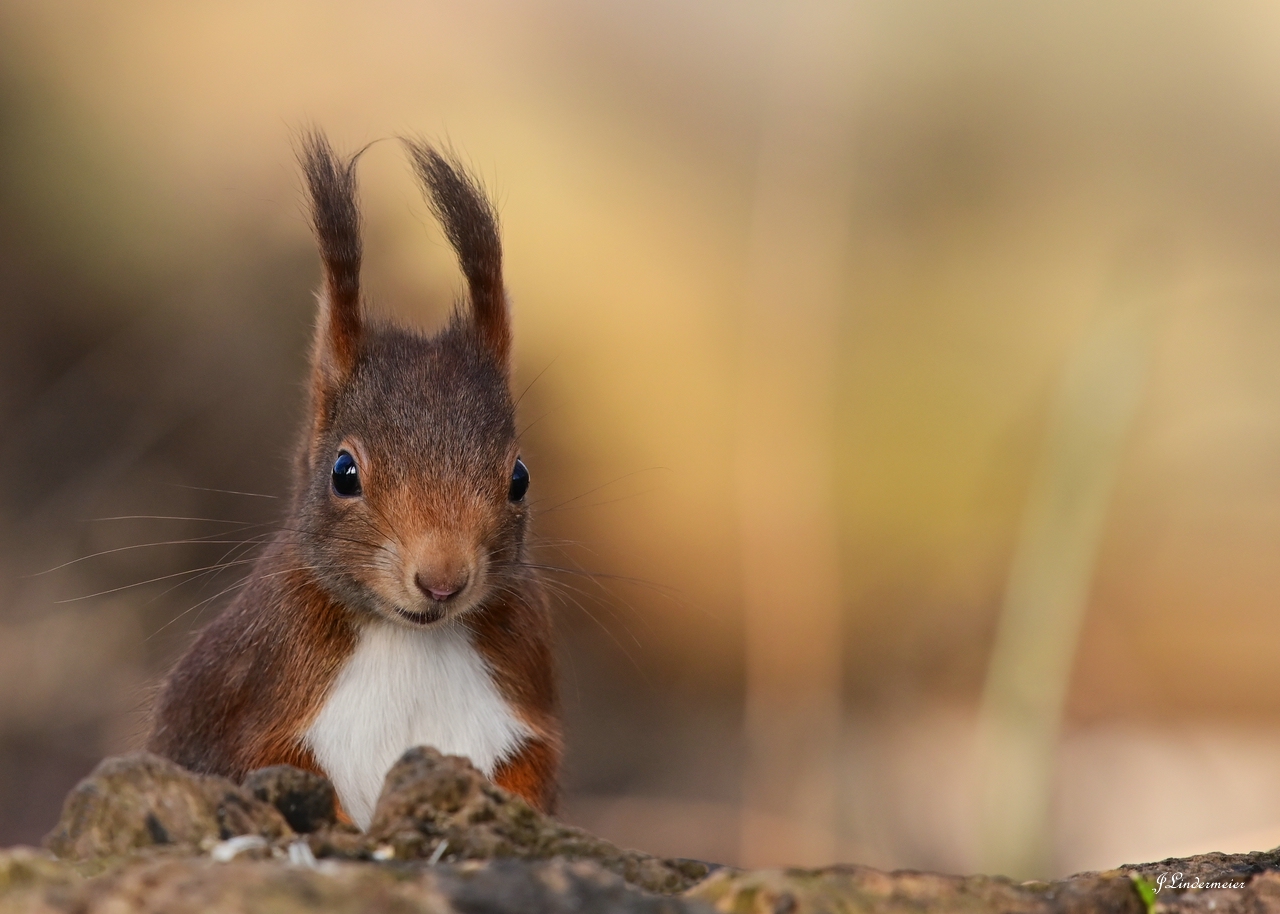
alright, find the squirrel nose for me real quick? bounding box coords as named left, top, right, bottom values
left=415, top=572, right=468, bottom=603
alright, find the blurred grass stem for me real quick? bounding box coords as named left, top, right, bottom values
left=736, top=0, right=859, bottom=867
left=977, top=293, right=1154, bottom=878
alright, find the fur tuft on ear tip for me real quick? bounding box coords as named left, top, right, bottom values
left=299, top=130, right=364, bottom=384
left=402, top=139, right=510, bottom=368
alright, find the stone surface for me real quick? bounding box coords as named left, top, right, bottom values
left=688, top=865, right=1142, bottom=914
left=44, top=753, right=291, bottom=860
left=43, top=749, right=714, bottom=894
left=0, top=850, right=709, bottom=914
left=1121, top=849, right=1280, bottom=884
left=360, top=746, right=715, bottom=893
left=22, top=750, right=1280, bottom=914
left=243, top=764, right=338, bottom=833
left=0, top=848, right=78, bottom=895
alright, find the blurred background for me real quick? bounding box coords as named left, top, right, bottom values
left=2, top=0, right=1280, bottom=881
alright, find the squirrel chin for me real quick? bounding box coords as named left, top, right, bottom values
left=386, top=592, right=482, bottom=628
left=393, top=605, right=447, bottom=626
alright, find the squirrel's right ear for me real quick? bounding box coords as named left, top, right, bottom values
left=299, top=131, right=363, bottom=402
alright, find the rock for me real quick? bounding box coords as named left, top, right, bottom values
left=362, top=746, right=716, bottom=893
left=432, top=859, right=710, bottom=913
left=44, top=753, right=291, bottom=860
left=1121, top=849, right=1280, bottom=885
left=29, top=750, right=1280, bottom=914
left=242, top=765, right=338, bottom=833
left=0, top=851, right=711, bottom=914
left=687, top=865, right=1145, bottom=914
left=41, top=750, right=713, bottom=894
left=0, top=848, right=76, bottom=894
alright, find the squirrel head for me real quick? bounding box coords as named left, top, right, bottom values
left=291, top=132, right=530, bottom=628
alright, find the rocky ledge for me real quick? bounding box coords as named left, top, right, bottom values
left=2, top=749, right=1279, bottom=913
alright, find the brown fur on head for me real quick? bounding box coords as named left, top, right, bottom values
left=294, top=132, right=528, bottom=629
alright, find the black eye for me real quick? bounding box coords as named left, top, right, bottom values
left=331, top=451, right=362, bottom=497
left=508, top=457, right=529, bottom=502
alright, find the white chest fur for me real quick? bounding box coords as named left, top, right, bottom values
left=303, top=621, right=530, bottom=829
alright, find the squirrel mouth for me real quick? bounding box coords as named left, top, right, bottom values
left=394, top=605, right=446, bottom=626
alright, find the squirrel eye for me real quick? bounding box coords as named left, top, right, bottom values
left=508, top=457, right=529, bottom=502
left=331, top=451, right=362, bottom=498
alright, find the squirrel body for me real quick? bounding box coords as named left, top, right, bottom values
left=146, top=133, right=561, bottom=817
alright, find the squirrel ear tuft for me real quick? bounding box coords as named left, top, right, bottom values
left=403, top=140, right=510, bottom=369
left=299, top=130, right=364, bottom=394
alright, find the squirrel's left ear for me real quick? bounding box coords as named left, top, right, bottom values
left=403, top=140, right=510, bottom=371
left=299, top=130, right=364, bottom=413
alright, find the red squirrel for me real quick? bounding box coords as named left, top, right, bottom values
left=146, top=132, right=561, bottom=826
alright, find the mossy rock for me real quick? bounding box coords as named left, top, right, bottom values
left=27, top=749, right=1280, bottom=914
left=45, top=754, right=291, bottom=860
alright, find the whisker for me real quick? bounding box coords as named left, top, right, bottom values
left=532, top=539, right=709, bottom=620
left=248, top=520, right=388, bottom=553
left=530, top=574, right=647, bottom=644
left=492, top=564, right=641, bottom=638
left=145, top=578, right=253, bottom=641
left=514, top=357, right=556, bottom=409
left=144, top=563, right=342, bottom=641
left=84, top=515, right=261, bottom=525
left=55, top=559, right=265, bottom=603
left=528, top=467, right=669, bottom=514
left=29, top=536, right=273, bottom=577
left=514, top=561, right=679, bottom=598
left=516, top=405, right=564, bottom=441
left=536, top=488, right=660, bottom=514
left=144, top=533, right=277, bottom=605
left=145, top=557, right=381, bottom=637
left=489, top=573, right=648, bottom=680
left=165, top=483, right=279, bottom=499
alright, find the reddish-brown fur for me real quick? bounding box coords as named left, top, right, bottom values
left=473, top=583, right=562, bottom=811
left=147, top=541, right=357, bottom=780
left=493, top=738, right=561, bottom=812
left=147, top=131, right=560, bottom=813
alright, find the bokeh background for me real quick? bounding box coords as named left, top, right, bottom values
left=3, top=0, right=1280, bottom=880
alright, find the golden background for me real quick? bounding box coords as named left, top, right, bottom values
left=2, top=0, right=1280, bottom=879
